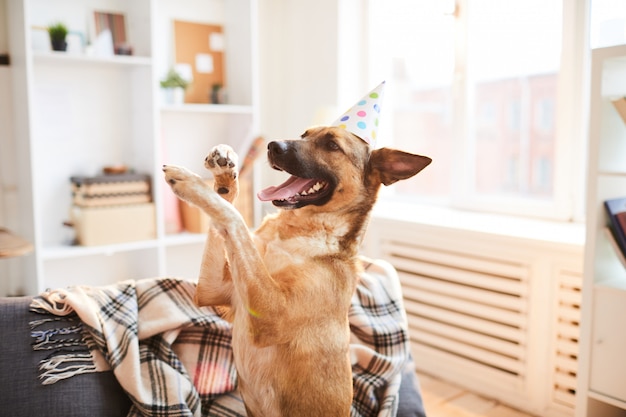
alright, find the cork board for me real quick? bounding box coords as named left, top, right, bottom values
left=174, top=20, right=225, bottom=104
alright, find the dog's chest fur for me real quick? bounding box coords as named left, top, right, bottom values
left=254, top=212, right=353, bottom=269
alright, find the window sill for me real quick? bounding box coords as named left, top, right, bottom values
left=371, top=200, right=585, bottom=249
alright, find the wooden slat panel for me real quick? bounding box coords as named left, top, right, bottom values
left=399, top=271, right=524, bottom=311
left=554, top=355, right=578, bottom=375
left=553, top=388, right=577, bottom=408
left=559, top=271, right=583, bottom=289
left=382, top=240, right=526, bottom=279
left=409, top=328, right=524, bottom=375
left=550, top=269, right=581, bottom=412
left=553, top=371, right=577, bottom=392
left=408, top=315, right=524, bottom=359
left=558, top=304, right=581, bottom=322
left=372, top=227, right=583, bottom=415
left=403, top=299, right=524, bottom=343
left=390, top=255, right=526, bottom=296
left=410, top=343, right=527, bottom=410
left=557, top=320, right=580, bottom=340
left=402, top=286, right=524, bottom=327
left=559, top=287, right=582, bottom=305
left=380, top=237, right=534, bottom=407
left=556, top=337, right=579, bottom=357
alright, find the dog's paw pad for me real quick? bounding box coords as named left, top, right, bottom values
left=205, top=145, right=238, bottom=175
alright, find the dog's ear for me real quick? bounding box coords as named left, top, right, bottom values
left=370, top=148, right=432, bottom=186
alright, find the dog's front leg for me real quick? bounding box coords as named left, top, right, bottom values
left=166, top=145, right=240, bottom=307
left=194, top=145, right=241, bottom=307
left=163, top=164, right=285, bottom=343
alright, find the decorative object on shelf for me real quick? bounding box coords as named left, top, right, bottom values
left=160, top=68, right=190, bottom=105
left=47, top=22, right=68, bottom=52
left=605, top=197, right=626, bottom=258
left=239, top=136, right=265, bottom=177
left=612, top=96, right=626, bottom=125
left=174, top=20, right=225, bottom=104
left=211, top=83, right=226, bottom=104
left=70, top=204, right=156, bottom=246
left=70, top=172, right=152, bottom=208
left=102, top=164, right=129, bottom=175
left=68, top=172, right=155, bottom=246
left=93, top=11, right=128, bottom=56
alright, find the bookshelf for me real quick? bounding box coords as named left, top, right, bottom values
left=4, top=0, right=258, bottom=295
left=577, top=44, right=626, bottom=417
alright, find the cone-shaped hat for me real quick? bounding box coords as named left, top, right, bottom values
left=331, top=81, right=385, bottom=147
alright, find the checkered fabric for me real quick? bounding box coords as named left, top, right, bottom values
left=30, top=258, right=410, bottom=417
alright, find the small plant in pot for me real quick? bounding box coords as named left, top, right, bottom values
left=160, top=69, right=190, bottom=105
left=48, top=22, right=69, bottom=52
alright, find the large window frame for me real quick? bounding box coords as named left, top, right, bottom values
left=362, top=0, right=588, bottom=222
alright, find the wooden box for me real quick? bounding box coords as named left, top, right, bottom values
left=71, top=203, right=156, bottom=246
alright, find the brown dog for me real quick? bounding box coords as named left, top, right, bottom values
left=163, top=126, right=431, bottom=416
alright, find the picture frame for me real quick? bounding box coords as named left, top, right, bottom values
left=92, top=11, right=131, bottom=56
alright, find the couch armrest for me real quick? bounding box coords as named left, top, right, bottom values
left=0, top=296, right=131, bottom=417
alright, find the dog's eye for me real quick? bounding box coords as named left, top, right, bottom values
left=326, top=140, right=340, bottom=151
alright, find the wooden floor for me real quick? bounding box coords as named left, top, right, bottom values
left=416, top=371, right=536, bottom=417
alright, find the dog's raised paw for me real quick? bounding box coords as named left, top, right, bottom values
left=162, top=165, right=204, bottom=193
left=205, top=145, right=239, bottom=178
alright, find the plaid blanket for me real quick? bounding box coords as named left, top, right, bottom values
left=30, top=258, right=410, bottom=417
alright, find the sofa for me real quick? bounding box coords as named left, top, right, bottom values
left=0, top=295, right=426, bottom=417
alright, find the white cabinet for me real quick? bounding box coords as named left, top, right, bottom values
left=589, top=287, right=626, bottom=403
left=5, top=0, right=258, bottom=295
left=577, top=44, right=626, bottom=417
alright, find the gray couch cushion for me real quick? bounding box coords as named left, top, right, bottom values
left=0, top=296, right=131, bottom=417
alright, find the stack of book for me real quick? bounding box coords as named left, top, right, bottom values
left=69, top=173, right=156, bottom=246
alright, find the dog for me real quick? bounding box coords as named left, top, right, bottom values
left=163, top=125, right=431, bottom=416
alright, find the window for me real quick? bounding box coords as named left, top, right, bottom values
left=590, top=0, right=626, bottom=48
left=367, top=0, right=585, bottom=221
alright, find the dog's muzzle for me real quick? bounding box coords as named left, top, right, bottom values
left=258, top=141, right=334, bottom=209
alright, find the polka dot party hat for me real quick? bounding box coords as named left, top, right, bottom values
left=332, top=81, right=385, bottom=147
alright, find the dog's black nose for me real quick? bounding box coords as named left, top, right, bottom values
left=268, top=141, right=289, bottom=155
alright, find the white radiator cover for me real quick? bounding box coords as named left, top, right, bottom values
left=363, top=215, right=583, bottom=417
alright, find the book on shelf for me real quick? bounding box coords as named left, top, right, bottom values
left=604, top=197, right=626, bottom=258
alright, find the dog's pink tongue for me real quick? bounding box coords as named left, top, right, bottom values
left=257, top=176, right=315, bottom=201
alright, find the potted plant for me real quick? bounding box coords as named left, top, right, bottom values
left=160, top=69, right=190, bottom=105
left=211, top=83, right=224, bottom=104
left=48, top=22, right=68, bottom=52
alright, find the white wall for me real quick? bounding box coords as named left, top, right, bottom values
left=258, top=0, right=339, bottom=142
left=257, top=0, right=370, bottom=191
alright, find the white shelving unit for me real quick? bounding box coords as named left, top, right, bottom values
left=5, top=0, right=258, bottom=295
left=577, top=44, right=626, bottom=417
